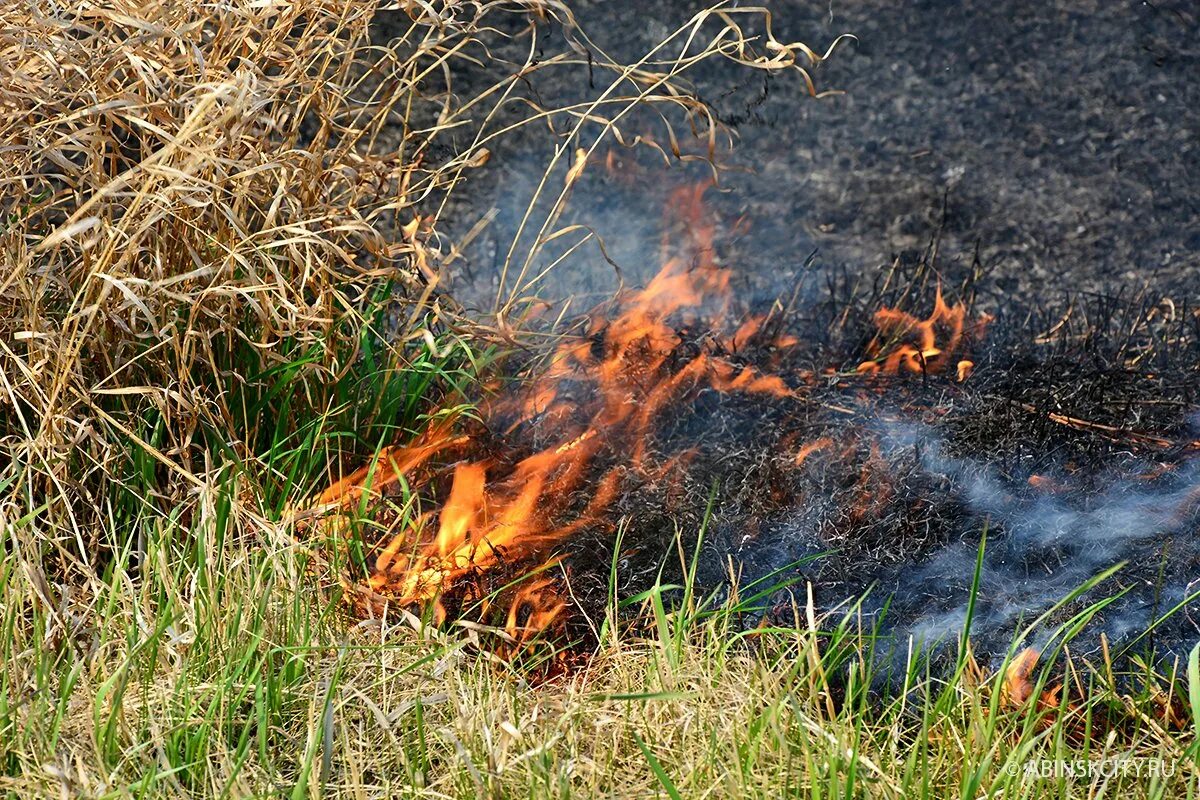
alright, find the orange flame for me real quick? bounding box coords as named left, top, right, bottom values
left=313, top=419, right=467, bottom=509
left=857, top=286, right=986, bottom=376
left=1001, top=647, right=1042, bottom=708
left=317, top=183, right=813, bottom=649
left=312, top=186, right=990, bottom=655
left=794, top=437, right=833, bottom=466
left=505, top=577, right=568, bottom=652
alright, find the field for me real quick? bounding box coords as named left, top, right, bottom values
left=2, top=1, right=1198, bottom=797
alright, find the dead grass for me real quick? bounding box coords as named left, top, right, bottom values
left=1, top=0, right=438, bottom=543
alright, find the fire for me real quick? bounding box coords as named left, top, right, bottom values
left=311, top=419, right=468, bottom=510
left=311, top=183, right=809, bottom=649
left=1000, top=647, right=1190, bottom=740
left=505, top=577, right=568, bottom=653
left=308, top=183, right=993, bottom=657
left=794, top=437, right=833, bottom=466
left=1001, top=647, right=1043, bottom=707
left=857, top=286, right=987, bottom=377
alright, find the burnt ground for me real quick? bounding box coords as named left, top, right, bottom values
left=702, top=0, right=1200, bottom=298
left=363, top=2, right=1200, bottom=665
left=382, top=0, right=1199, bottom=305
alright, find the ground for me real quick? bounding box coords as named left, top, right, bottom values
left=428, top=0, right=1199, bottom=300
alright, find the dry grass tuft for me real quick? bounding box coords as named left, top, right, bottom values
left=1, top=0, right=472, bottom=531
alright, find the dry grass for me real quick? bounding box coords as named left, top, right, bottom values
left=2, top=0, right=438, bottom=542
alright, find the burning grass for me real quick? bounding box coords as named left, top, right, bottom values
left=2, top=0, right=1199, bottom=796
left=307, top=178, right=1200, bottom=675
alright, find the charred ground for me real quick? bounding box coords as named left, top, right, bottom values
left=351, top=1, right=1200, bottom=667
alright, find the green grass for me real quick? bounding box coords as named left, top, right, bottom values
left=2, top=295, right=1197, bottom=798
left=4, top=465, right=1199, bottom=798
left=3, top=320, right=1197, bottom=797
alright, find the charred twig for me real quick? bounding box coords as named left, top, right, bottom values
left=1013, top=402, right=1197, bottom=451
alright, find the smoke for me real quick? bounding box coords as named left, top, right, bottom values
left=864, top=422, right=1200, bottom=658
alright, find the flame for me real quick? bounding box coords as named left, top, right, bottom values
left=1001, top=647, right=1042, bottom=708
left=313, top=419, right=467, bottom=509
left=316, top=182, right=814, bottom=649
left=505, top=577, right=568, bottom=652
left=794, top=437, right=833, bottom=466
left=1001, top=649, right=1070, bottom=734
left=1001, top=647, right=1187, bottom=740
left=312, top=184, right=993, bottom=656
left=857, top=287, right=986, bottom=376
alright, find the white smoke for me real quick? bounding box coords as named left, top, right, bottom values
left=875, top=422, right=1200, bottom=656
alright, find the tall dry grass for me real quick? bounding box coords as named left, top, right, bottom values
left=2, top=0, right=468, bottom=545
left=0, top=0, right=838, bottom=560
